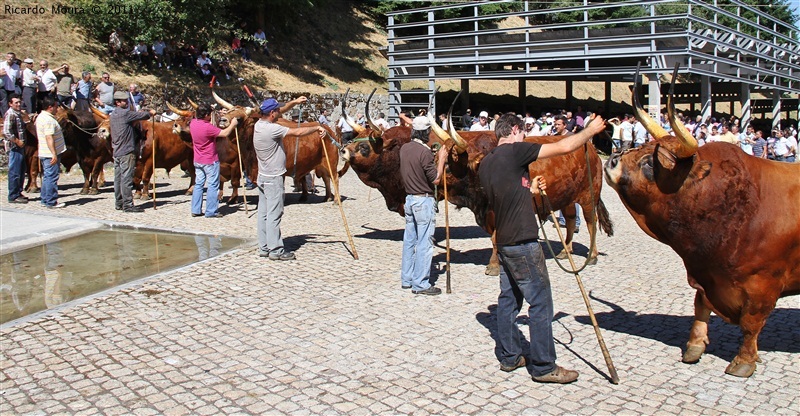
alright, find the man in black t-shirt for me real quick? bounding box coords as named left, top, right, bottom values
left=479, top=112, right=605, bottom=384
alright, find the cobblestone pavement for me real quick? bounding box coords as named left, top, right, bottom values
left=1, top=167, right=797, bottom=415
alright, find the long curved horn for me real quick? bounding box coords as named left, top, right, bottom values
left=166, top=101, right=193, bottom=118
left=187, top=97, right=199, bottom=110
left=90, top=105, right=109, bottom=120
left=211, top=89, right=234, bottom=110
left=667, top=64, right=698, bottom=158
left=446, top=90, right=468, bottom=152
left=364, top=88, right=381, bottom=133
left=341, top=88, right=366, bottom=135
left=632, top=64, right=669, bottom=140
left=427, top=87, right=451, bottom=142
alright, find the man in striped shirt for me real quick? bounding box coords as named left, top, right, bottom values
left=3, top=95, right=27, bottom=203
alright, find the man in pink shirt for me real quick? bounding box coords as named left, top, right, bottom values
left=189, top=103, right=238, bottom=218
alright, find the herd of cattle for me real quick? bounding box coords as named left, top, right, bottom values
left=4, top=68, right=797, bottom=379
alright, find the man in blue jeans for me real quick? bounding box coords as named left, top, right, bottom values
left=479, top=112, right=605, bottom=383
left=253, top=97, right=325, bottom=260
left=35, top=96, right=67, bottom=208
left=3, top=96, right=28, bottom=204
left=399, top=115, right=447, bottom=295
left=189, top=103, right=238, bottom=218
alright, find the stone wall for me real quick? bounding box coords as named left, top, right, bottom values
left=151, top=87, right=389, bottom=123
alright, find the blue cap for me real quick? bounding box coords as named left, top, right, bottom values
left=260, top=98, right=282, bottom=113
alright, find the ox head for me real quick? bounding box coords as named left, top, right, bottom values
left=604, top=64, right=712, bottom=236
left=96, top=119, right=111, bottom=140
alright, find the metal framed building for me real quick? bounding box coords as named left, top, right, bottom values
left=385, top=0, right=800, bottom=128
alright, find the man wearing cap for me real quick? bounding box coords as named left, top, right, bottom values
left=399, top=115, right=448, bottom=295
left=20, top=58, right=37, bottom=113
left=110, top=90, right=155, bottom=213
left=254, top=97, right=325, bottom=261
left=470, top=111, right=492, bottom=132
left=189, top=103, right=238, bottom=218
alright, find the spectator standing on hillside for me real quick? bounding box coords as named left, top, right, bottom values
left=110, top=91, right=154, bottom=213
left=94, top=72, right=115, bottom=114
left=254, top=28, right=270, bottom=55
left=36, top=96, right=67, bottom=208
left=74, top=72, right=92, bottom=111
left=55, top=63, right=75, bottom=108
left=254, top=97, right=325, bottom=261
left=20, top=58, right=37, bottom=113
left=0, top=52, right=20, bottom=114
left=109, top=29, right=123, bottom=60
left=36, top=61, right=61, bottom=109
left=190, top=103, right=238, bottom=218
left=4, top=95, right=28, bottom=204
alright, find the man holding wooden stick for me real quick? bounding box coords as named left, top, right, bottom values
left=478, top=113, right=605, bottom=384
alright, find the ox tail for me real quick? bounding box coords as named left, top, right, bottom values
left=337, top=161, right=350, bottom=178
left=596, top=198, right=614, bottom=237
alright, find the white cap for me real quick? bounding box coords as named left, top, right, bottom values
left=412, top=116, right=431, bottom=130
left=479, top=111, right=489, bottom=118
left=525, top=117, right=535, bottom=125
left=546, top=117, right=554, bottom=124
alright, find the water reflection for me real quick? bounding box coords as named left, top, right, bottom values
left=1, top=229, right=244, bottom=324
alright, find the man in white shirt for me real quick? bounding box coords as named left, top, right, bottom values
left=633, top=120, right=648, bottom=148
left=372, top=112, right=390, bottom=132
left=36, top=60, right=62, bottom=107
left=469, top=110, right=492, bottom=131
left=20, top=58, right=37, bottom=113
left=153, top=39, right=167, bottom=68
left=0, top=52, right=21, bottom=114
left=619, top=114, right=633, bottom=151
left=337, top=116, right=355, bottom=144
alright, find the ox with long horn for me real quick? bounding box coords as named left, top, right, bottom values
left=445, top=91, right=469, bottom=152
left=340, top=88, right=367, bottom=136
left=666, top=64, right=699, bottom=159
left=166, top=101, right=193, bottom=118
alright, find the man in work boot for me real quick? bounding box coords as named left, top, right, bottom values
left=110, top=90, right=154, bottom=213
left=479, top=113, right=605, bottom=383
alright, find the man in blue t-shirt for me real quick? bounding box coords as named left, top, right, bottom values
left=478, top=112, right=605, bottom=384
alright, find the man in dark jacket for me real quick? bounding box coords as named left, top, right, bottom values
left=110, top=90, right=154, bottom=212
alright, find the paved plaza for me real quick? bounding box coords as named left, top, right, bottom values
left=0, top=167, right=797, bottom=415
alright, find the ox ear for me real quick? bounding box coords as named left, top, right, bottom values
left=655, top=145, right=677, bottom=170
left=689, top=160, right=712, bottom=182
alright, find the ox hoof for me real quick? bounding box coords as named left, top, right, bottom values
left=80, top=188, right=89, bottom=195
left=88, top=189, right=99, bottom=195
left=226, top=199, right=236, bottom=206
left=484, top=264, right=500, bottom=276
left=555, top=249, right=572, bottom=260
left=586, top=256, right=598, bottom=266
left=725, top=359, right=756, bottom=378
left=682, top=345, right=706, bottom=364
left=141, top=194, right=151, bottom=201
left=134, top=194, right=142, bottom=200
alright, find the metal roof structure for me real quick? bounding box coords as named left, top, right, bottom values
left=385, top=0, right=799, bottom=126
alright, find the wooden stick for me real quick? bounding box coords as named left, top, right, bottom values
left=541, top=189, right=619, bottom=384
left=234, top=127, right=248, bottom=214
left=443, top=169, right=451, bottom=294
left=320, top=134, right=358, bottom=260
left=151, top=117, right=157, bottom=210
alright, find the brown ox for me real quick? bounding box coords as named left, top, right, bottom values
left=211, top=92, right=345, bottom=203
left=603, top=67, right=800, bottom=377
left=15, top=109, right=101, bottom=194
left=340, top=99, right=613, bottom=275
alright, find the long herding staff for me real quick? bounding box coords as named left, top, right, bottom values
left=320, top=132, right=358, bottom=260
left=234, top=127, right=248, bottom=214
left=151, top=114, right=157, bottom=210
left=539, top=186, right=619, bottom=384
left=442, top=161, right=451, bottom=294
